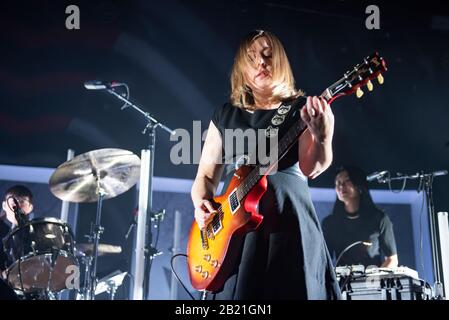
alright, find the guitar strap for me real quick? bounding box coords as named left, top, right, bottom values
left=264, top=96, right=305, bottom=138
left=234, top=96, right=305, bottom=171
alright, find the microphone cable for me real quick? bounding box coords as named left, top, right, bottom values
left=336, top=241, right=372, bottom=293
left=335, top=241, right=372, bottom=267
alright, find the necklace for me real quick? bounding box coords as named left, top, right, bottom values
left=346, top=213, right=360, bottom=219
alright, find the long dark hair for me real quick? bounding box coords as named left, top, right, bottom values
left=331, top=165, right=377, bottom=217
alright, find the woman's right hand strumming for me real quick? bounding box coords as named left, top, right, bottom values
left=194, top=199, right=218, bottom=230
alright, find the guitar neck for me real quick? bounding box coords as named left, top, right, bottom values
left=235, top=52, right=387, bottom=202
left=235, top=94, right=329, bottom=202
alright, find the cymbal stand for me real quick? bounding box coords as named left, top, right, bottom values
left=88, top=181, right=106, bottom=300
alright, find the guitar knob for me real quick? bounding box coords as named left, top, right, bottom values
left=203, top=254, right=211, bottom=262
left=195, top=265, right=202, bottom=273
left=367, top=80, right=373, bottom=91
left=210, top=260, right=219, bottom=268
left=356, top=88, right=364, bottom=98
left=377, top=74, right=384, bottom=84
left=201, top=271, right=209, bottom=279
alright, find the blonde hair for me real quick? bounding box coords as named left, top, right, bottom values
left=230, top=30, right=303, bottom=110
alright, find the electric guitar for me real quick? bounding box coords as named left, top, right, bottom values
left=187, top=53, right=387, bottom=292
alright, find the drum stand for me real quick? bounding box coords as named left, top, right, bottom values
left=106, top=281, right=118, bottom=300
left=76, top=255, right=93, bottom=300
left=43, top=249, right=59, bottom=299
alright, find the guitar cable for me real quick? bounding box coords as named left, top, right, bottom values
left=170, top=254, right=196, bottom=300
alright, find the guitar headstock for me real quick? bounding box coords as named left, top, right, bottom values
left=324, top=52, right=387, bottom=104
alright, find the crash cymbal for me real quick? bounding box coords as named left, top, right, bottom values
left=75, top=243, right=122, bottom=257
left=49, top=148, right=140, bottom=203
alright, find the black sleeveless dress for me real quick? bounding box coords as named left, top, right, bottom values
left=209, top=97, right=340, bottom=300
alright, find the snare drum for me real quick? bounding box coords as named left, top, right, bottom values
left=3, top=217, right=78, bottom=293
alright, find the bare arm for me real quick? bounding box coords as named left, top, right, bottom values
left=298, top=96, right=334, bottom=179
left=191, top=121, right=224, bottom=229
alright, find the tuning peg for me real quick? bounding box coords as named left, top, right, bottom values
left=367, top=80, right=373, bottom=91
left=377, top=74, right=384, bottom=84
left=356, top=87, right=364, bottom=98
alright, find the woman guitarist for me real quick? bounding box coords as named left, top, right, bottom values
left=191, top=30, right=340, bottom=300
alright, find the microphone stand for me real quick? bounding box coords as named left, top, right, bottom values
left=105, top=86, right=175, bottom=300
left=376, top=169, right=448, bottom=299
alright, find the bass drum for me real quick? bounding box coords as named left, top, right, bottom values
left=3, top=217, right=78, bottom=293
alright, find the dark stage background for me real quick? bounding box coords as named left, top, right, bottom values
left=1, top=0, right=449, bottom=299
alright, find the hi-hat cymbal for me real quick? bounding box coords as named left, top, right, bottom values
left=75, top=243, right=122, bottom=257
left=49, top=148, right=140, bottom=203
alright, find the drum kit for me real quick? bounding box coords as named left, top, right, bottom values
left=2, top=148, right=141, bottom=300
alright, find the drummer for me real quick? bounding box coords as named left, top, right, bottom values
left=1, top=185, right=34, bottom=270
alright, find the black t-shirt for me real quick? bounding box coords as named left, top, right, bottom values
left=322, top=208, right=397, bottom=267
left=0, top=219, right=11, bottom=271
left=0, top=219, right=18, bottom=300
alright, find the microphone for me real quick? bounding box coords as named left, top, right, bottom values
left=11, top=198, right=22, bottom=214
left=432, top=170, right=448, bottom=177
left=84, top=80, right=124, bottom=90
left=335, top=241, right=372, bottom=267
left=11, top=198, right=28, bottom=227
left=125, top=207, right=139, bottom=240
left=125, top=222, right=136, bottom=240
left=366, top=170, right=389, bottom=182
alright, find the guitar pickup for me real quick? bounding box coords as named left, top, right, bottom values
left=205, top=225, right=215, bottom=240
left=210, top=214, right=222, bottom=235
left=228, top=190, right=240, bottom=214
left=200, top=229, right=209, bottom=250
